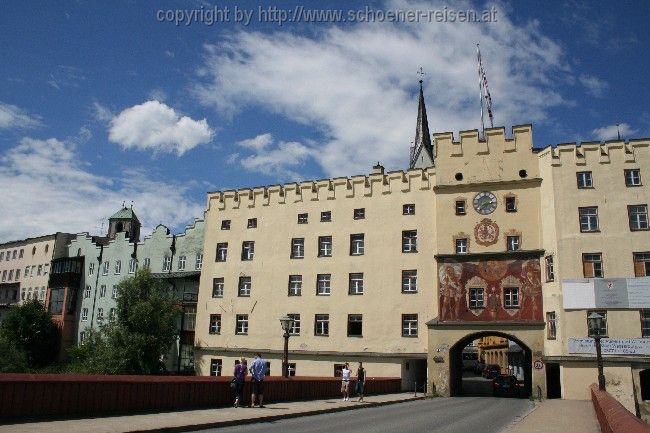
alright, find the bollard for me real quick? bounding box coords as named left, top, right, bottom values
left=414, top=381, right=417, bottom=397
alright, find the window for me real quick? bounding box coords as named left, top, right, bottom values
left=576, top=171, right=593, bottom=188
left=349, top=273, right=364, bottom=295
left=347, top=314, right=363, bottom=337
left=350, top=234, right=364, bottom=256
left=507, top=236, right=520, bottom=251
left=111, top=285, right=118, bottom=299
left=79, top=331, right=86, bottom=345
left=195, top=253, right=203, bottom=270
left=579, top=207, right=599, bottom=232
left=547, top=312, right=557, bottom=339
left=288, top=275, right=302, bottom=296
left=209, top=314, right=221, bottom=334
left=25, top=266, right=30, bottom=277
left=403, top=204, right=415, bottom=215
left=2, top=270, right=7, bottom=282
left=143, top=258, right=150, bottom=268
left=235, top=314, right=248, bottom=335
left=100, top=285, right=106, bottom=298
left=212, top=277, right=224, bottom=298
left=291, top=238, right=305, bottom=259
left=318, top=236, right=332, bottom=257
left=0, top=252, right=4, bottom=261
left=238, top=276, right=251, bottom=297
left=625, top=169, right=641, bottom=187
left=634, top=252, right=650, bottom=277
left=469, top=288, right=485, bottom=308
left=109, top=308, right=116, bottom=322
left=81, top=308, right=88, bottom=321
left=287, top=363, right=296, bottom=377
left=84, top=286, right=91, bottom=298
left=321, top=211, right=331, bottom=222
left=178, top=255, right=186, bottom=270
left=455, top=200, right=466, bottom=215
left=288, top=313, right=301, bottom=335
left=583, top=253, right=604, bottom=278
left=8, top=270, right=13, bottom=281
left=317, top=274, right=331, bottom=295
left=315, top=314, right=329, bottom=336
left=504, top=287, right=520, bottom=308
left=97, top=308, right=104, bottom=322
left=221, top=220, right=231, bottom=230
left=641, top=311, right=650, bottom=338
left=183, top=306, right=196, bottom=331
left=353, top=208, right=365, bottom=219
left=125, top=258, right=135, bottom=274
left=114, top=260, right=121, bottom=275
left=402, top=314, right=418, bottom=337
left=210, top=359, right=222, bottom=376
left=545, top=255, right=555, bottom=281
left=163, top=256, right=171, bottom=271
left=241, top=241, right=255, bottom=261
left=31, top=265, right=36, bottom=276
left=587, top=310, right=608, bottom=337
left=12, top=250, right=17, bottom=259
left=505, top=196, right=517, bottom=212
left=298, top=213, right=308, bottom=224
left=402, top=230, right=417, bottom=253
left=402, top=270, right=417, bottom=293
left=455, top=238, right=468, bottom=254
left=19, top=249, right=23, bottom=258
left=102, top=261, right=109, bottom=275
left=216, top=243, right=228, bottom=262
left=15, top=269, right=20, bottom=280
left=247, top=218, right=257, bottom=228
left=37, top=265, right=42, bottom=276
left=629, top=205, right=649, bottom=231
left=43, top=264, right=49, bottom=275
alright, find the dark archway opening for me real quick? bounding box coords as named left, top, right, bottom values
left=450, top=331, right=532, bottom=398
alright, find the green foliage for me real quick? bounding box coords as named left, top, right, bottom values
left=0, top=334, right=29, bottom=373
left=69, top=269, right=181, bottom=375
left=0, top=300, right=59, bottom=369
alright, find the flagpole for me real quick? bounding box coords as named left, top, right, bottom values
left=477, top=43, right=485, bottom=139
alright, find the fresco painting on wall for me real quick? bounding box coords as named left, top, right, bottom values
left=438, top=259, right=542, bottom=322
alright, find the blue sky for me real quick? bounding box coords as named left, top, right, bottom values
left=1, top=0, right=648, bottom=241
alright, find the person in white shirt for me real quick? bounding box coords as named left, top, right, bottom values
left=341, top=362, right=351, bottom=401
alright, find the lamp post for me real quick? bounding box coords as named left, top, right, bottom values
left=587, top=312, right=606, bottom=391
left=279, top=315, right=294, bottom=378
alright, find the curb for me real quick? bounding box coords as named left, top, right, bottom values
left=131, top=397, right=426, bottom=433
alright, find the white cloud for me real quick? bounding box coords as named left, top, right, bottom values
left=47, top=65, right=85, bottom=90
left=0, top=102, right=42, bottom=129
left=148, top=88, right=167, bottom=102
left=92, top=102, right=114, bottom=123
left=108, top=100, right=214, bottom=156
left=235, top=133, right=312, bottom=178
left=193, top=0, right=572, bottom=176
left=592, top=123, right=637, bottom=141
left=0, top=137, right=204, bottom=242
left=579, top=74, right=608, bottom=97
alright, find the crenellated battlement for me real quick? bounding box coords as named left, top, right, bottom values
left=207, top=167, right=435, bottom=211
left=433, top=124, right=533, bottom=159
left=537, top=138, right=650, bottom=167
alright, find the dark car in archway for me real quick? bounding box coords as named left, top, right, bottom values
left=482, top=364, right=501, bottom=379
left=492, top=375, right=524, bottom=397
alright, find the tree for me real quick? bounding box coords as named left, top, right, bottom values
left=0, top=300, right=59, bottom=370
left=69, top=269, right=181, bottom=374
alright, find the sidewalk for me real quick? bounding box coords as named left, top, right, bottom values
left=502, top=399, right=600, bottom=433
left=0, top=392, right=423, bottom=433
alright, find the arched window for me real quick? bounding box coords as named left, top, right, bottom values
left=32, top=246, right=36, bottom=255
left=641, top=370, right=650, bottom=401
left=45, top=244, right=49, bottom=253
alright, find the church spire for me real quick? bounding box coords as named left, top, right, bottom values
left=409, top=68, right=434, bottom=169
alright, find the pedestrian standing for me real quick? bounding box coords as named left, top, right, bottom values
left=341, top=362, right=351, bottom=401
left=233, top=357, right=247, bottom=408
left=250, top=352, right=266, bottom=408
left=356, top=362, right=366, bottom=402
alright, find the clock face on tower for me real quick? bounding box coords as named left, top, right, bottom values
left=473, top=191, right=497, bottom=215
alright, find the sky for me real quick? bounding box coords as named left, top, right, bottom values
left=1, top=0, right=649, bottom=242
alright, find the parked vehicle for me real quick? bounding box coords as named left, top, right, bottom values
left=482, top=364, right=501, bottom=379
left=492, top=374, right=524, bottom=397
left=474, top=361, right=486, bottom=375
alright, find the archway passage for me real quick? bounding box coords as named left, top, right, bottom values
left=449, top=331, right=532, bottom=398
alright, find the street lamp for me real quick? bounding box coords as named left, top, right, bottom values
left=279, top=315, right=295, bottom=378
left=587, top=312, right=606, bottom=391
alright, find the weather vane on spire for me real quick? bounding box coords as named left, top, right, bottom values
left=417, top=66, right=425, bottom=84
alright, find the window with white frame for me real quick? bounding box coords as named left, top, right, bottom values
left=163, top=255, right=171, bottom=271
left=88, top=262, right=95, bottom=276
left=314, top=314, right=329, bottom=336
left=402, top=314, right=418, bottom=337
left=576, top=171, right=593, bottom=188
left=634, top=252, right=650, bottom=277
left=349, top=273, right=364, bottom=295
left=221, top=220, right=231, bottom=230
left=579, top=206, right=599, bottom=232
left=235, top=314, right=248, bottom=335
left=629, top=205, right=649, bottom=231
left=455, top=238, right=468, bottom=254
left=247, top=218, right=257, bottom=228
left=402, top=230, right=417, bottom=253
left=114, top=260, right=121, bottom=274
left=128, top=258, right=137, bottom=274
left=547, top=311, right=557, bottom=339
left=216, top=243, right=228, bottom=262
left=298, top=213, right=308, bottom=224
left=178, top=255, right=186, bottom=270
left=507, top=235, right=520, bottom=251
left=209, top=314, right=221, bottom=334
left=100, top=285, right=106, bottom=297
left=241, top=241, right=255, bottom=261
left=353, top=208, right=365, bottom=219
left=195, top=253, right=203, bottom=270
left=455, top=199, right=466, bottom=215
left=238, top=276, right=251, bottom=297
left=316, top=274, right=331, bottom=295
left=625, top=169, right=641, bottom=187
left=43, top=264, right=49, bottom=275
left=318, top=236, right=332, bottom=257
left=291, top=238, right=305, bottom=259
left=583, top=253, right=604, bottom=278
left=19, top=249, right=24, bottom=258
left=84, top=285, right=91, bottom=298
left=212, top=277, right=224, bottom=298
left=8, top=270, right=13, bottom=281
left=402, top=270, right=417, bottom=293
left=545, top=255, right=555, bottom=281
left=503, top=287, right=520, bottom=308
left=210, top=359, right=222, bottom=376
left=79, top=331, right=86, bottom=345
left=288, top=275, right=302, bottom=296
left=15, top=269, right=20, bottom=280
left=350, top=234, right=364, bottom=256
left=287, top=363, right=296, bottom=376
left=37, top=265, right=42, bottom=276
left=1, top=270, right=6, bottom=282
left=109, top=308, right=116, bottom=322
left=321, top=211, right=332, bottom=222
left=111, top=285, right=118, bottom=299
left=81, top=308, right=88, bottom=321
left=469, top=288, right=485, bottom=308
left=25, top=266, right=30, bottom=277
left=403, top=204, right=415, bottom=215
left=143, top=257, right=151, bottom=268
left=288, top=313, right=300, bottom=335
left=641, top=311, right=650, bottom=338
left=97, top=308, right=104, bottom=322
left=102, top=261, right=109, bottom=275
left=183, top=306, right=196, bottom=331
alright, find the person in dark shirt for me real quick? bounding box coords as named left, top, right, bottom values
left=356, top=362, right=366, bottom=402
